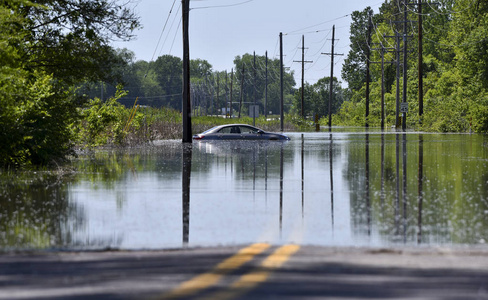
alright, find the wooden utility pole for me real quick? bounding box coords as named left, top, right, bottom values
left=372, top=43, right=396, bottom=129
left=280, top=32, right=284, bottom=132
left=294, top=35, right=313, bottom=118
left=225, top=71, right=228, bottom=118
left=418, top=0, right=423, bottom=121
left=230, top=68, right=234, bottom=118
left=380, top=48, right=385, bottom=129
left=253, top=51, right=256, bottom=126
left=396, top=33, right=401, bottom=129
left=365, top=10, right=372, bottom=128
left=402, top=0, right=408, bottom=131
left=239, top=64, right=244, bottom=118
left=328, top=26, right=335, bottom=128
left=216, top=74, right=220, bottom=116
left=322, top=25, right=343, bottom=128
left=181, top=0, right=192, bottom=143
left=265, top=51, right=268, bottom=118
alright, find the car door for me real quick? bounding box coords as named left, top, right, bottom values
left=218, top=126, right=242, bottom=139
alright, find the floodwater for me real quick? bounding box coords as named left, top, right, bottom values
left=2, top=129, right=488, bottom=250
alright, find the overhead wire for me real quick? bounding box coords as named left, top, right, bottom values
left=149, top=0, right=178, bottom=63
left=191, top=0, right=254, bottom=10
left=157, top=2, right=182, bottom=57
left=168, top=15, right=183, bottom=55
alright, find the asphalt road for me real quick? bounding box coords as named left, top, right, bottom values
left=2, top=245, right=488, bottom=300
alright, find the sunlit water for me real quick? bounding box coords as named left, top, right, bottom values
left=2, top=129, right=488, bottom=250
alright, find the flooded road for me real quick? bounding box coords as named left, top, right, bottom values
left=2, top=130, right=488, bottom=250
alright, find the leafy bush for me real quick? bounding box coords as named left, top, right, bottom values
left=0, top=71, right=78, bottom=167
left=76, top=88, right=136, bottom=147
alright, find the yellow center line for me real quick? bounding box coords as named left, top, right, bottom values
left=198, top=244, right=301, bottom=300
left=156, top=243, right=271, bottom=300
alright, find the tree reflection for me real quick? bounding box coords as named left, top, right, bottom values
left=0, top=172, right=84, bottom=249
left=346, top=132, right=488, bottom=245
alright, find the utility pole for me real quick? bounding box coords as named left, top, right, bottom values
left=225, top=70, right=228, bottom=118
left=230, top=68, right=234, bottom=118
left=418, top=0, right=423, bottom=122
left=365, top=10, right=372, bottom=128
left=210, top=76, right=214, bottom=116
left=380, top=47, right=385, bottom=129
left=265, top=51, right=268, bottom=118
left=372, top=43, right=396, bottom=130
left=294, top=35, right=313, bottom=118
left=402, top=0, right=408, bottom=131
left=216, top=74, right=220, bottom=116
left=396, top=33, right=401, bottom=129
left=322, top=25, right=343, bottom=128
left=280, top=32, right=284, bottom=132
left=239, top=64, right=244, bottom=118
left=181, top=0, right=192, bottom=143
left=328, top=26, right=335, bottom=128
left=253, top=51, right=257, bottom=126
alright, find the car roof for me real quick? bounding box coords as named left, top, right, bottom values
left=213, top=124, right=258, bottom=130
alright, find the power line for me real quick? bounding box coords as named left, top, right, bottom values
left=191, top=0, right=254, bottom=10
left=150, top=0, right=178, bottom=63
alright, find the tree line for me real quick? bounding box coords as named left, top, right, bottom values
left=339, top=0, right=488, bottom=132
left=80, top=52, right=304, bottom=117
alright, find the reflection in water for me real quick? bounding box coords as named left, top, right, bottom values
left=301, top=134, right=304, bottom=218
left=182, top=144, right=192, bottom=246
left=329, top=133, right=334, bottom=231
left=402, top=133, right=408, bottom=243
left=0, top=173, right=85, bottom=250
left=395, top=134, right=400, bottom=237
left=279, top=142, right=284, bottom=238
left=2, top=132, right=488, bottom=250
left=417, top=134, right=424, bottom=244
left=365, top=131, right=371, bottom=237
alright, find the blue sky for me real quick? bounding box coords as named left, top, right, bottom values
left=113, top=0, right=385, bottom=85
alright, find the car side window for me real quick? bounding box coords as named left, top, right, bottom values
left=218, top=127, right=231, bottom=133
left=239, top=126, right=258, bottom=134
left=219, top=126, right=241, bottom=134
left=230, top=126, right=240, bottom=134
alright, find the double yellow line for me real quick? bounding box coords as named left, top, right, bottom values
left=157, top=243, right=300, bottom=300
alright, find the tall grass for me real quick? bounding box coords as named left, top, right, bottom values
left=79, top=103, right=304, bottom=147
left=127, top=108, right=301, bottom=144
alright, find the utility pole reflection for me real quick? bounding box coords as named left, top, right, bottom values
left=380, top=133, right=385, bottom=207
left=301, top=134, right=305, bottom=218
left=182, top=144, right=192, bottom=246
left=395, top=134, right=400, bottom=237
left=402, top=133, right=408, bottom=243
left=365, top=131, right=371, bottom=237
left=279, top=143, right=284, bottom=238
left=417, top=134, right=424, bottom=244
left=329, top=133, right=334, bottom=231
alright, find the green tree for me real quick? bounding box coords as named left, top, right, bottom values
left=0, top=0, right=140, bottom=167
left=292, top=77, right=344, bottom=118
left=341, top=7, right=374, bottom=93
left=18, top=0, right=140, bottom=85
left=153, top=55, right=183, bottom=110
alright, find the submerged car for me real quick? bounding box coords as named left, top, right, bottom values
left=193, top=124, right=290, bottom=141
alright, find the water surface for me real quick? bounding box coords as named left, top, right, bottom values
left=2, top=130, right=488, bottom=250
